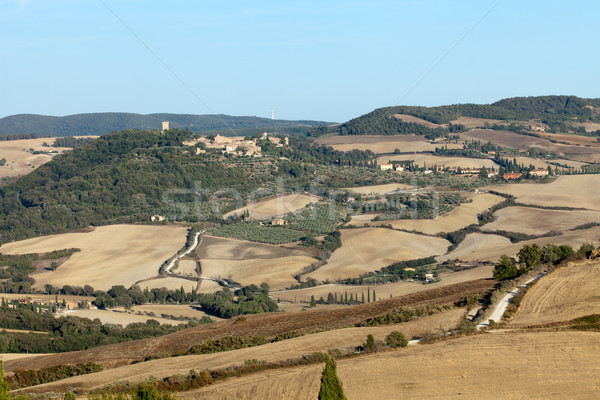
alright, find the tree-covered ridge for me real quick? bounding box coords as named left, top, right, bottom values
left=0, top=112, right=332, bottom=137
left=314, top=95, right=600, bottom=137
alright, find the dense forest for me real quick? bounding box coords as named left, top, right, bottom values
left=0, top=112, right=331, bottom=137
left=314, top=96, right=600, bottom=137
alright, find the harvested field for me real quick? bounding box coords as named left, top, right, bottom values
left=173, top=259, right=197, bottom=276
left=273, top=265, right=494, bottom=303
left=539, top=132, right=600, bottom=147
left=0, top=225, right=188, bottom=291
left=0, top=353, right=50, bottom=362
left=451, top=116, right=508, bottom=129
left=197, top=279, right=222, bottom=293
left=315, top=135, right=462, bottom=154
left=4, top=278, right=495, bottom=372
left=138, top=277, right=198, bottom=292
left=13, top=309, right=465, bottom=396
left=223, top=194, right=320, bottom=219
left=196, top=235, right=305, bottom=260
left=460, top=129, right=599, bottom=162
left=370, top=192, right=504, bottom=234
left=0, top=138, right=71, bottom=179
left=336, top=331, right=600, bottom=400
left=343, top=183, right=411, bottom=195
left=511, top=156, right=589, bottom=170
left=481, top=206, right=600, bottom=235
left=60, top=309, right=181, bottom=326
left=440, top=225, right=600, bottom=262
left=197, top=235, right=318, bottom=290
left=393, top=114, right=442, bottom=128
left=128, top=304, right=221, bottom=322
left=307, top=228, right=450, bottom=281
left=200, top=256, right=318, bottom=290
left=510, top=260, right=600, bottom=327
left=491, top=175, right=600, bottom=211
left=377, top=154, right=499, bottom=170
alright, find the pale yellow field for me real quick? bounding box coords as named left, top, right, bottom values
left=272, top=265, right=494, bottom=303
left=511, top=156, right=588, bottom=170
left=440, top=225, right=600, bottom=262
left=196, top=235, right=318, bottom=290
left=197, top=279, right=222, bottom=293
left=0, top=225, right=188, bottom=291
left=451, top=116, right=508, bottom=129
left=200, top=256, right=317, bottom=290
left=510, top=260, right=600, bottom=327
left=0, top=138, right=70, bottom=178
left=343, top=183, right=411, bottom=195
left=128, top=304, right=221, bottom=321
left=377, top=154, right=499, bottom=170
left=393, top=114, right=442, bottom=128
left=224, top=194, right=320, bottom=219
left=0, top=353, right=50, bottom=362
left=481, top=206, right=600, bottom=235
left=15, top=310, right=464, bottom=395
left=60, top=308, right=182, bottom=326
left=492, top=175, right=600, bottom=211
left=335, top=331, right=600, bottom=400
left=307, top=228, right=450, bottom=282
left=378, top=192, right=503, bottom=234
left=315, top=135, right=462, bottom=154
left=138, top=277, right=199, bottom=292
left=173, top=259, right=197, bottom=276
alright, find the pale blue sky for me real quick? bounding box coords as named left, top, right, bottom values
left=1, top=0, right=599, bottom=122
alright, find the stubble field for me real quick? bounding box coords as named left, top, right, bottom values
left=0, top=225, right=188, bottom=291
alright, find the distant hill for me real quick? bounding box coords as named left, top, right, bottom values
left=312, top=95, right=600, bottom=137
left=0, top=112, right=332, bottom=137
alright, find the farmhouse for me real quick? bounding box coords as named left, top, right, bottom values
left=271, top=218, right=287, bottom=226
left=503, top=172, right=523, bottom=180
left=487, top=171, right=499, bottom=178
left=150, top=215, right=166, bottom=222
left=395, top=165, right=405, bottom=172
left=530, top=169, right=549, bottom=177
left=380, top=163, right=393, bottom=171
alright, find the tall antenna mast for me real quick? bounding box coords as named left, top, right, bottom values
left=271, top=108, right=274, bottom=120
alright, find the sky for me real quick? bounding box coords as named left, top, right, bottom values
left=1, top=0, right=599, bottom=122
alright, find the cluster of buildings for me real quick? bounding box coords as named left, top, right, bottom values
left=380, top=161, right=550, bottom=180
left=183, top=132, right=288, bottom=157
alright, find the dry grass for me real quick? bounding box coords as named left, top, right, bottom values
left=509, top=260, right=600, bottom=327
left=0, top=225, right=188, bottom=291
left=392, top=114, right=442, bottom=128
left=4, top=279, right=495, bottom=373
left=314, top=135, right=462, bottom=154
left=173, top=259, right=197, bottom=276
left=307, top=228, right=449, bottom=281
left=196, top=235, right=318, bottom=290
left=460, top=129, right=600, bottom=162
left=272, top=265, right=494, bottom=303
left=539, top=132, right=600, bottom=147
left=377, top=154, right=499, bottom=170
left=0, top=354, right=50, bottom=362
left=492, top=175, right=600, bottom=211
left=13, top=309, right=465, bottom=395
left=335, top=331, right=600, bottom=400
left=200, top=256, right=318, bottom=290
left=370, top=192, right=504, bottom=234
left=440, top=225, right=600, bottom=262
left=0, top=138, right=75, bottom=179
left=223, top=194, right=320, bottom=219
left=59, top=309, right=182, bottom=326
left=343, top=183, right=411, bottom=195
left=138, top=277, right=199, bottom=292
left=128, top=304, right=221, bottom=321
left=451, top=116, right=508, bottom=129
left=481, top=206, right=600, bottom=235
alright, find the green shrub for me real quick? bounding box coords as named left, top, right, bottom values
left=386, top=331, right=408, bottom=348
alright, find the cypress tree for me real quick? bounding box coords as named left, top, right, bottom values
left=373, top=289, right=376, bottom=301
left=361, top=292, right=365, bottom=303
left=318, top=355, right=347, bottom=400
left=367, top=287, right=371, bottom=303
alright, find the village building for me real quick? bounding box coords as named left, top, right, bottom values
left=271, top=218, right=287, bottom=226
left=487, top=171, right=499, bottom=178
left=395, top=165, right=404, bottom=172
left=460, top=168, right=481, bottom=175
left=530, top=169, right=549, bottom=177
left=503, top=172, right=523, bottom=180
left=380, top=163, right=394, bottom=171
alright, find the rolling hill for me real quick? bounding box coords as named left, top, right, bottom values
left=0, top=112, right=331, bottom=137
